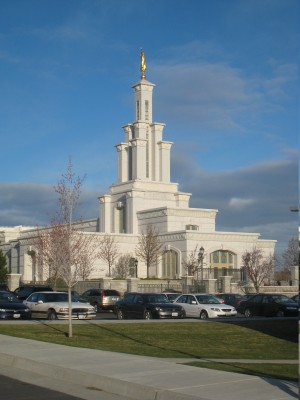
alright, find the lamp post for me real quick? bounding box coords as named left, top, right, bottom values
left=134, top=259, right=138, bottom=278
left=197, top=246, right=205, bottom=283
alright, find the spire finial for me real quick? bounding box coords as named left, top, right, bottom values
left=140, top=48, right=146, bottom=79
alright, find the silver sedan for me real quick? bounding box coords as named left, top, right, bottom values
left=174, top=293, right=237, bottom=319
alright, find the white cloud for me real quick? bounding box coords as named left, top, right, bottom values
left=228, top=197, right=256, bottom=209
left=172, top=152, right=298, bottom=255
left=0, top=182, right=99, bottom=228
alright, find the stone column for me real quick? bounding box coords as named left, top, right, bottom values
left=220, top=276, right=232, bottom=293
left=6, top=273, right=22, bottom=291
left=205, top=279, right=217, bottom=294
left=127, top=278, right=139, bottom=293
left=290, top=266, right=299, bottom=286
left=181, top=276, right=194, bottom=293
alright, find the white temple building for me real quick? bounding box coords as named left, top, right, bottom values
left=0, top=53, right=276, bottom=288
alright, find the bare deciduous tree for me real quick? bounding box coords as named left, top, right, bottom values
left=112, top=254, right=133, bottom=278
left=33, top=160, right=100, bottom=337
left=182, top=246, right=199, bottom=276
left=135, top=224, right=163, bottom=278
left=242, top=247, right=274, bottom=293
left=282, top=237, right=299, bottom=269
left=99, top=235, right=119, bottom=277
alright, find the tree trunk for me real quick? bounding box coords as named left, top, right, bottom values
left=68, top=286, right=73, bottom=338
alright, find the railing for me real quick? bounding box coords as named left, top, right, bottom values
left=137, top=283, right=182, bottom=293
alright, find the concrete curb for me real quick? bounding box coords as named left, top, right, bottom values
left=0, top=352, right=205, bottom=400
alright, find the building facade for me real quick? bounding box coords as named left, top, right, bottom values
left=0, top=55, right=276, bottom=288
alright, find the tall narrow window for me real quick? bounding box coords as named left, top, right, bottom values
left=162, top=250, right=178, bottom=278
left=119, top=206, right=126, bottom=233
left=145, top=100, right=149, bottom=120
left=136, top=100, right=140, bottom=120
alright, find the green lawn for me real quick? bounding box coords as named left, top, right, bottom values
left=0, top=319, right=298, bottom=380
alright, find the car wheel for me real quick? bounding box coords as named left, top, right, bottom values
left=276, top=310, right=285, bottom=317
left=117, top=309, right=125, bottom=320
left=200, top=310, right=208, bottom=320
left=144, top=310, right=152, bottom=320
left=244, top=308, right=252, bottom=318
left=48, top=310, right=57, bottom=320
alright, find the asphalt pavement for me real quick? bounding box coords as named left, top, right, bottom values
left=0, top=332, right=298, bottom=400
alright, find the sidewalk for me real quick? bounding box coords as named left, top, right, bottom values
left=0, top=334, right=298, bottom=400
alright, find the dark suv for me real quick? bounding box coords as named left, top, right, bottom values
left=80, top=289, right=121, bottom=312
left=14, top=285, right=53, bottom=301
left=215, top=293, right=244, bottom=308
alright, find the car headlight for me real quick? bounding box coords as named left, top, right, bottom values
left=210, top=308, right=221, bottom=312
left=154, top=307, right=163, bottom=311
left=0, top=308, right=7, bottom=312
left=59, top=308, right=69, bottom=312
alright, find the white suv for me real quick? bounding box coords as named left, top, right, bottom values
left=24, top=291, right=96, bottom=320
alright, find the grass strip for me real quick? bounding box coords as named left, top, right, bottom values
left=182, top=361, right=299, bottom=382
left=0, top=319, right=297, bottom=360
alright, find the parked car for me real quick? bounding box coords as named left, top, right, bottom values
left=80, top=289, right=121, bottom=312
left=113, top=292, right=186, bottom=320
left=173, top=293, right=237, bottom=319
left=215, top=293, right=244, bottom=308
left=241, top=294, right=256, bottom=301
left=58, top=290, right=88, bottom=303
left=14, top=285, right=53, bottom=300
left=24, top=291, right=96, bottom=320
left=0, top=291, right=31, bottom=319
left=163, top=292, right=182, bottom=302
left=237, top=293, right=299, bottom=317
left=290, top=294, right=299, bottom=303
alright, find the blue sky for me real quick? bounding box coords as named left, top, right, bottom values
left=0, top=0, right=298, bottom=257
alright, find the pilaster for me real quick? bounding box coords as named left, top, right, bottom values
left=131, top=138, right=147, bottom=180
left=115, top=143, right=128, bottom=183
left=98, top=195, right=112, bottom=233
left=159, top=141, right=172, bottom=182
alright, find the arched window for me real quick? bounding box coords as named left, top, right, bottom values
left=210, top=250, right=236, bottom=279
left=162, top=250, right=178, bottom=279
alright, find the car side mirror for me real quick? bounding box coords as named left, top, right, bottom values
left=191, top=301, right=197, bottom=304
left=37, top=300, right=43, bottom=304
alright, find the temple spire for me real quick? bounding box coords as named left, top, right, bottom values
left=140, top=49, right=147, bottom=79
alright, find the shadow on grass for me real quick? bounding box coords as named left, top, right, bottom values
left=84, top=321, right=203, bottom=359
left=212, top=317, right=298, bottom=343
left=31, top=320, right=201, bottom=358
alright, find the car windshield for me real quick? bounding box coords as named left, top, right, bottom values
left=143, top=294, right=169, bottom=303
left=166, top=293, right=179, bottom=301
left=272, top=295, right=295, bottom=304
left=0, top=292, right=18, bottom=302
left=44, top=293, right=78, bottom=302
left=196, top=295, right=222, bottom=304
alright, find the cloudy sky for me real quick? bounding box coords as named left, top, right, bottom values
left=0, top=0, right=298, bottom=256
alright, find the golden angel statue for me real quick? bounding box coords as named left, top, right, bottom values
left=140, top=49, right=147, bottom=79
